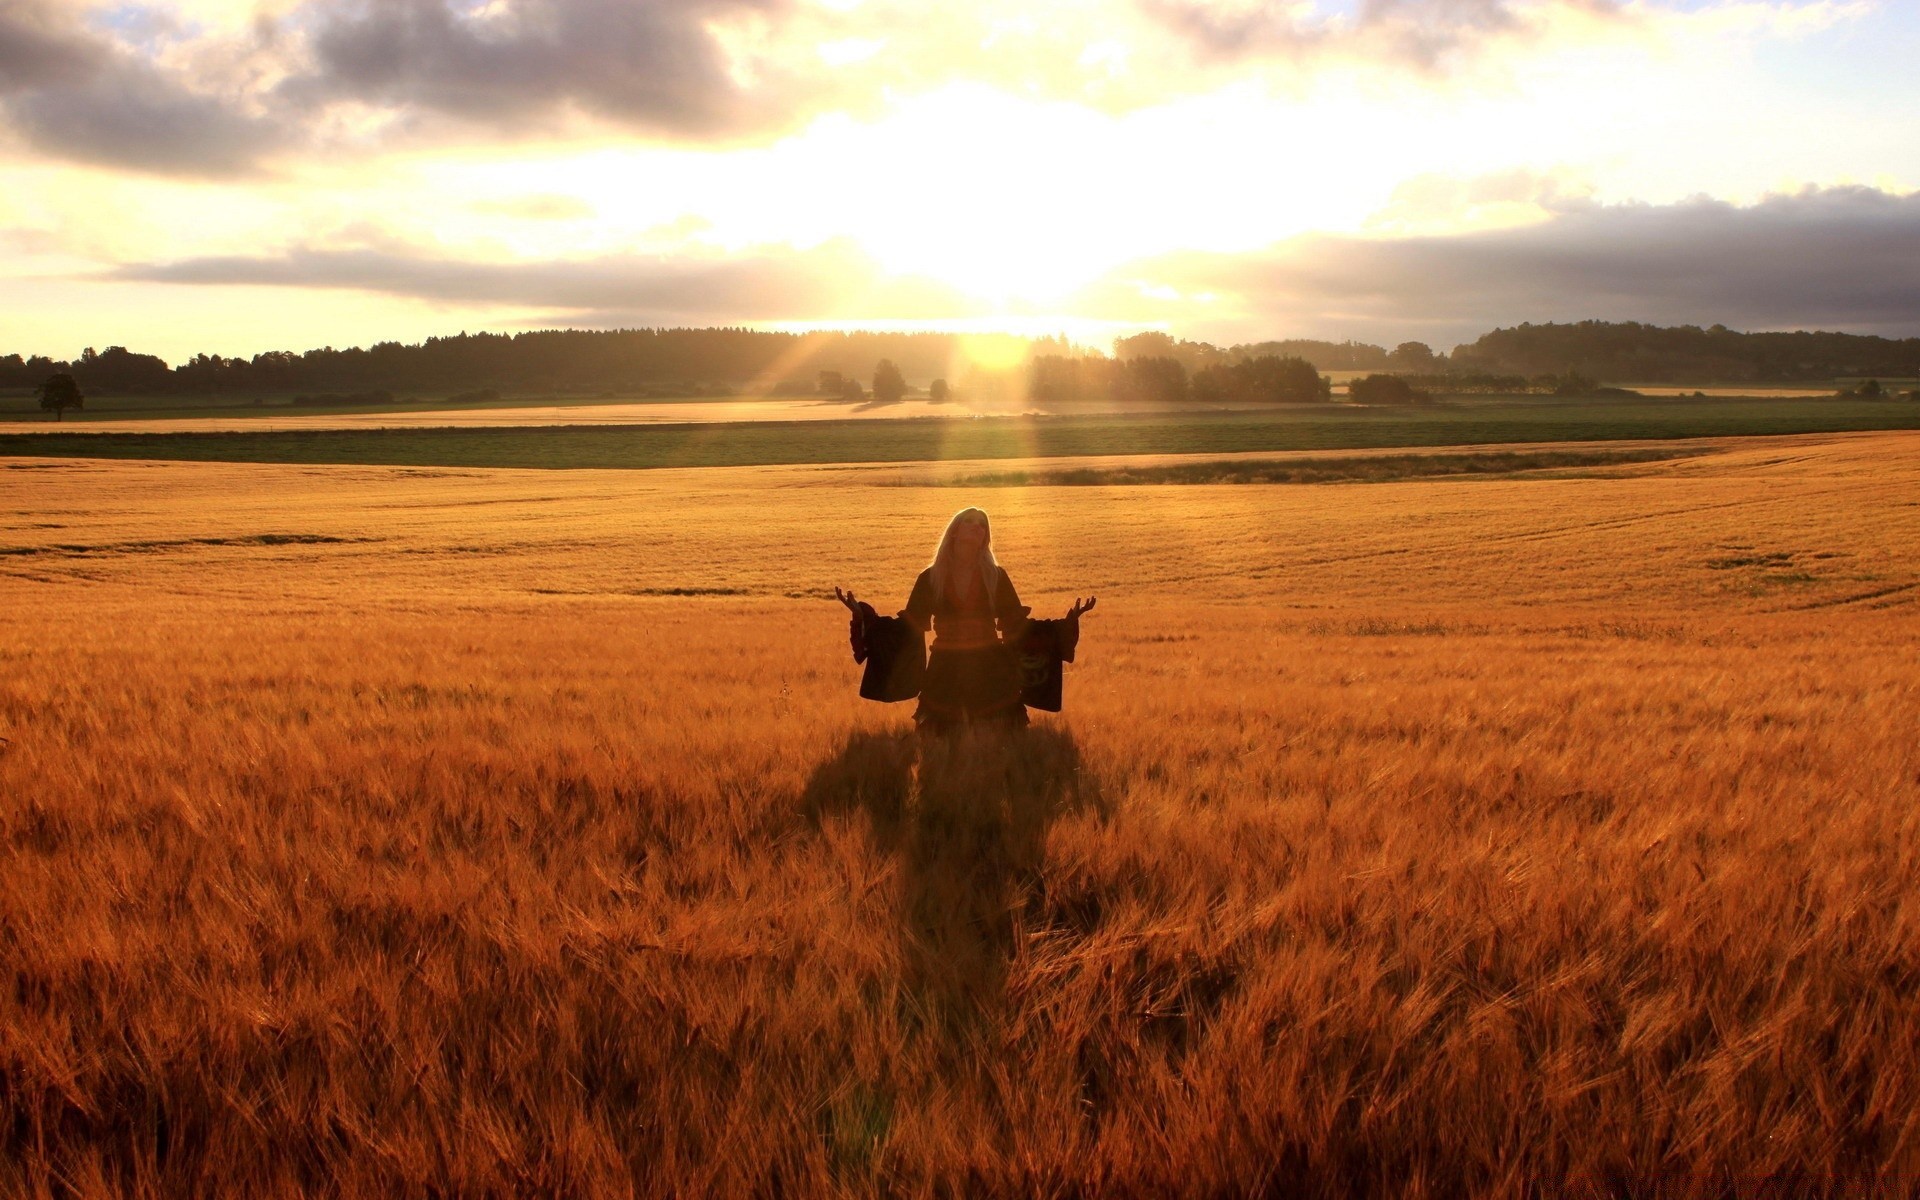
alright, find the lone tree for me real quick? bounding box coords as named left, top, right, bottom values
left=37, top=373, right=83, bottom=421
left=927, top=377, right=951, bottom=403
left=871, top=359, right=907, bottom=404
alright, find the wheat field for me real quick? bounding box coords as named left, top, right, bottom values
left=2, top=433, right=1918, bottom=1196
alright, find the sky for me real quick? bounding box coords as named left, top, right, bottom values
left=2, top=0, right=1918, bottom=361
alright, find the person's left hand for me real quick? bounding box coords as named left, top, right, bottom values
left=834, top=586, right=861, bottom=613
left=1067, top=596, right=1098, bottom=620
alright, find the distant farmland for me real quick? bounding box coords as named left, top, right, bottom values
left=2, top=395, right=1919, bottom=470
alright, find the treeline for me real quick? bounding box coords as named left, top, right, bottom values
left=1013, top=332, right=1431, bottom=406
left=1451, top=321, right=1920, bottom=383
left=7, top=321, right=1919, bottom=399
left=0, top=329, right=969, bottom=396
left=1112, top=332, right=1440, bottom=374
left=0, top=329, right=1429, bottom=399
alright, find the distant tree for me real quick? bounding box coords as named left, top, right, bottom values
left=1553, top=370, right=1599, bottom=397
left=1027, top=355, right=1082, bottom=406
left=1237, top=338, right=1388, bottom=371
left=1113, top=331, right=1178, bottom=360
left=1193, top=355, right=1329, bottom=405
left=1348, top=374, right=1432, bottom=405
left=871, top=359, right=907, bottom=404
left=1114, top=331, right=1229, bottom=374
left=1857, top=379, right=1883, bottom=398
left=840, top=376, right=865, bottom=402
left=927, top=378, right=950, bottom=403
left=72, top=345, right=170, bottom=393
left=1190, top=364, right=1229, bottom=405
left=1388, top=341, right=1438, bottom=369
left=816, top=370, right=846, bottom=396
left=37, top=373, right=83, bottom=421
left=1118, top=356, right=1188, bottom=404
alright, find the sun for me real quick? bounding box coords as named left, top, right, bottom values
left=855, top=205, right=1123, bottom=307
left=768, top=87, right=1170, bottom=307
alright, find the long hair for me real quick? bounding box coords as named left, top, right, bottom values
left=929, top=507, right=999, bottom=603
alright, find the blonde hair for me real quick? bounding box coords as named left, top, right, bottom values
left=929, top=507, right=999, bottom=603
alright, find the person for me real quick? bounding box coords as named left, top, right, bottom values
left=837, top=508, right=1095, bottom=734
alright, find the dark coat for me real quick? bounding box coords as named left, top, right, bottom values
left=1015, top=615, right=1082, bottom=712
left=848, top=596, right=1083, bottom=712
left=848, top=601, right=925, bottom=702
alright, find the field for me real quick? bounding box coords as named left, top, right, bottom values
left=3, top=395, right=1920, bottom=471
left=0, top=383, right=1871, bottom=431
left=3, top=432, right=1918, bottom=1195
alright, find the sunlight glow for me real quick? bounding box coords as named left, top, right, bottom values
left=3, top=0, right=1911, bottom=358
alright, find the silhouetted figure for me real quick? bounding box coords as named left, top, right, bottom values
left=837, top=508, right=1095, bottom=734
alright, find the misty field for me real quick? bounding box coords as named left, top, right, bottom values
left=2, top=433, right=1918, bottom=1196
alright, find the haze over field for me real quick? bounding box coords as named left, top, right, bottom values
left=3, top=0, right=1919, bottom=359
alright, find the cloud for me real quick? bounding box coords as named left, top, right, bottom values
left=280, top=0, right=795, bottom=138
left=1086, top=185, right=1920, bottom=343
left=0, top=0, right=1879, bottom=176
left=107, top=186, right=1920, bottom=343
left=110, top=237, right=974, bottom=324
left=0, top=0, right=108, bottom=88
left=0, top=0, right=288, bottom=176
left=268, top=0, right=1212, bottom=144
left=1139, top=0, right=1630, bottom=71
left=7, top=62, right=288, bottom=176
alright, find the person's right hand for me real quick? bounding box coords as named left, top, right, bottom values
left=834, top=586, right=861, bottom=613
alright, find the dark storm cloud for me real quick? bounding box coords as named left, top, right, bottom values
left=0, top=0, right=287, bottom=176
left=7, top=64, right=287, bottom=176
left=0, top=0, right=107, bottom=88
left=281, top=0, right=791, bottom=137
left=1098, top=187, right=1920, bottom=342
left=1142, top=0, right=1626, bottom=70
left=111, top=240, right=970, bottom=323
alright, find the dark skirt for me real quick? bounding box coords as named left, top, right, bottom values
left=914, top=645, right=1028, bottom=733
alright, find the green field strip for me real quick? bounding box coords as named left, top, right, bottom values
left=2, top=400, right=1918, bottom=470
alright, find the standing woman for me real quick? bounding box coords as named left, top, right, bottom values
left=904, top=508, right=1030, bottom=733
left=836, top=507, right=1095, bottom=733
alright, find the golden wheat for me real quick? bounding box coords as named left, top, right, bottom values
left=1, top=433, right=1917, bottom=1196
